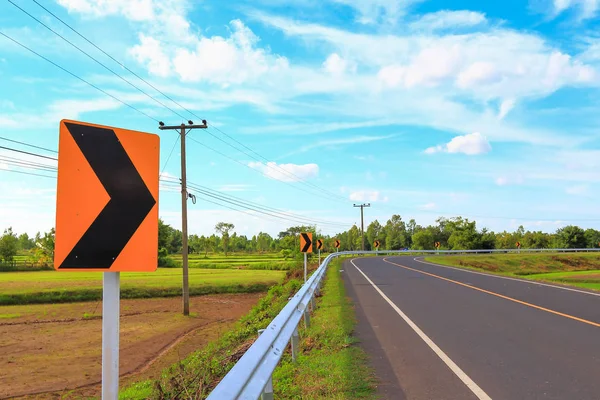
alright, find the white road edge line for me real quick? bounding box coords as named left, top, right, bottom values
left=413, top=257, right=600, bottom=298
left=350, top=258, right=492, bottom=400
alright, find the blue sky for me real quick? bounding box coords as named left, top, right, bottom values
left=1, top=0, right=600, bottom=237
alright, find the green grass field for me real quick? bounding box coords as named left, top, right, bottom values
left=170, top=253, right=299, bottom=271
left=0, top=269, right=286, bottom=305
left=425, top=253, right=600, bottom=291
left=168, top=253, right=310, bottom=270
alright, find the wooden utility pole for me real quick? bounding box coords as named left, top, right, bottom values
left=159, top=120, right=207, bottom=316
left=353, top=203, right=370, bottom=251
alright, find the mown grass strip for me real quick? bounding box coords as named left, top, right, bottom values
left=272, top=258, right=377, bottom=399
left=0, top=283, right=273, bottom=306
left=424, top=254, right=600, bottom=292
left=424, top=253, right=600, bottom=276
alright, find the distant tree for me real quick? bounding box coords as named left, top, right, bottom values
left=584, top=229, right=600, bottom=248
left=479, top=228, right=496, bottom=250
left=158, top=219, right=171, bottom=250
left=366, top=220, right=383, bottom=251
left=18, top=233, right=35, bottom=251
left=0, top=227, right=18, bottom=262
left=522, top=231, right=549, bottom=249
left=32, top=228, right=55, bottom=266
left=384, top=215, right=407, bottom=250
left=256, top=232, right=272, bottom=253
left=411, top=229, right=435, bottom=250
left=555, top=225, right=587, bottom=249
left=215, top=222, right=235, bottom=256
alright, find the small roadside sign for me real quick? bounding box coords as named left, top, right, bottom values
left=316, top=239, right=323, bottom=250
left=300, top=232, right=313, bottom=253
left=374, top=240, right=380, bottom=248
left=334, top=239, right=341, bottom=248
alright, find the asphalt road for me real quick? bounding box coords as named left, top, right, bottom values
left=343, top=256, right=600, bottom=400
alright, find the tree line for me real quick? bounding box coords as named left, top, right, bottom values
left=338, top=215, right=600, bottom=251
left=2, top=215, right=599, bottom=264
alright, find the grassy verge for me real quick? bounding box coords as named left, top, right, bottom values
left=119, top=277, right=303, bottom=399
left=272, top=258, right=376, bottom=399
left=0, top=269, right=285, bottom=306
left=424, top=253, right=600, bottom=275
left=424, top=253, right=600, bottom=291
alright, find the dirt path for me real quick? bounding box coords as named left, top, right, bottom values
left=0, top=293, right=263, bottom=399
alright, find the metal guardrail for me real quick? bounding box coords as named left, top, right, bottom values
left=206, top=247, right=600, bottom=399
left=206, top=252, right=343, bottom=400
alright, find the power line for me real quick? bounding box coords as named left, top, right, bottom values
left=160, top=135, right=180, bottom=179
left=5, top=141, right=600, bottom=224
left=28, top=0, right=350, bottom=204
left=0, top=158, right=58, bottom=172
left=0, top=145, right=58, bottom=161
left=0, top=154, right=57, bottom=168
left=203, top=128, right=349, bottom=202
left=0, top=31, right=159, bottom=123
left=186, top=135, right=348, bottom=204
left=0, top=168, right=56, bottom=179
left=0, top=136, right=57, bottom=153
left=8, top=0, right=188, bottom=121
left=182, top=179, right=349, bottom=227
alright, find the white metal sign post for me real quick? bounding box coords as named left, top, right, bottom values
left=304, top=252, right=307, bottom=283
left=318, top=248, right=321, bottom=266
left=103, top=272, right=120, bottom=400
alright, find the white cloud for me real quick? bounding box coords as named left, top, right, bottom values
left=48, top=98, right=122, bottom=119
left=248, top=161, right=319, bottom=182
left=331, top=0, right=424, bottom=24
left=290, top=134, right=393, bottom=156
left=495, top=175, right=524, bottom=186
left=566, top=184, right=589, bottom=195
left=58, top=0, right=158, bottom=21
left=129, top=34, right=171, bottom=77
left=456, top=62, right=501, bottom=89
left=256, top=13, right=598, bottom=101
left=550, top=0, right=600, bottom=20
left=419, top=202, right=436, bottom=210
left=171, top=20, right=289, bottom=85
left=379, top=44, right=463, bottom=88
left=349, top=190, right=385, bottom=202
left=410, top=10, right=487, bottom=31
left=425, top=132, right=492, bottom=155
left=323, top=53, right=354, bottom=75
left=498, top=98, right=516, bottom=120
left=57, top=0, right=192, bottom=40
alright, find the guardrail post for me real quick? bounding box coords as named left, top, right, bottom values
left=258, top=329, right=274, bottom=400
left=304, top=303, right=310, bottom=328
left=291, top=326, right=299, bottom=362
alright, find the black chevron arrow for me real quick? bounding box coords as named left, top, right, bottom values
left=301, top=233, right=312, bottom=253
left=317, top=239, right=323, bottom=249
left=58, top=122, right=156, bottom=269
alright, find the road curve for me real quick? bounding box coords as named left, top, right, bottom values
left=343, top=256, right=600, bottom=400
